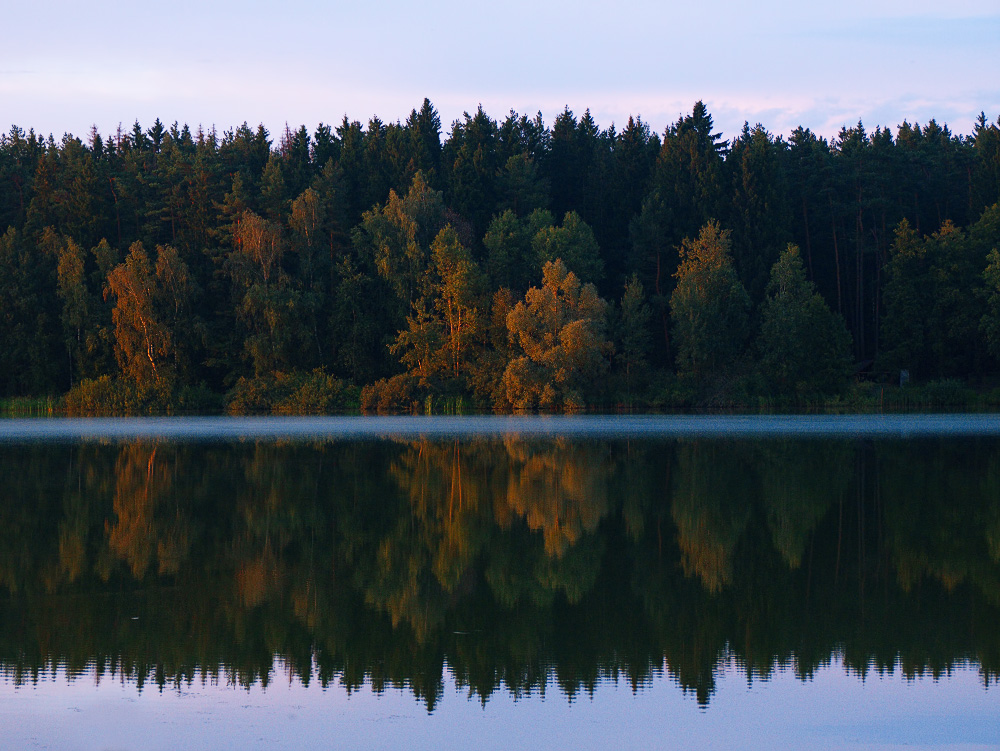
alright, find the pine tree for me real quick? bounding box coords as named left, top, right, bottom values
left=757, top=245, right=852, bottom=395
left=616, top=274, right=652, bottom=403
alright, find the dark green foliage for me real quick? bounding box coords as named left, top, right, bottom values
left=390, top=225, right=484, bottom=395
left=670, top=222, right=751, bottom=380
left=614, top=274, right=653, bottom=403
left=601, top=116, right=659, bottom=289
left=406, top=98, right=443, bottom=180
left=637, top=102, right=727, bottom=267
left=972, top=114, right=1000, bottom=217
left=531, top=210, right=603, bottom=285
left=359, top=374, right=418, bottom=413
left=879, top=220, right=928, bottom=374
left=0, top=101, right=996, bottom=409
left=881, top=209, right=996, bottom=378
left=442, top=106, right=500, bottom=238
left=544, top=108, right=605, bottom=227
left=63, top=375, right=173, bottom=416
left=496, top=153, right=548, bottom=218
left=982, top=248, right=1000, bottom=360
left=0, top=227, right=62, bottom=394
left=226, top=369, right=354, bottom=415
left=757, top=245, right=853, bottom=395
left=354, top=171, right=446, bottom=309
left=328, top=256, right=393, bottom=385
left=976, top=204, right=1000, bottom=362
left=726, top=124, right=791, bottom=302
left=0, top=127, right=43, bottom=231
left=483, top=209, right=535, bottom=293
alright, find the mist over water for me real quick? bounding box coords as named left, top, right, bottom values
left=2, top=413, right=1000, bottom=441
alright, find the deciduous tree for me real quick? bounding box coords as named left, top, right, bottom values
left=502, top=259, right=612, bottom=411
left=105, top=241, right=172, bottom=384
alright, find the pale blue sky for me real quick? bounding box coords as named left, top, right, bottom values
left=2, top=0, right=997, bottom=143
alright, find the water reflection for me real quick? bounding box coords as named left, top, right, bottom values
left=1, top=435, right=998, bottom=709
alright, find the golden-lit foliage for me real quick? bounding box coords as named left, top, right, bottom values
left=105, top=442, right=190, bottom=578
left=390, top=226, right=484, bottom=391
left=496, top=439, right=610, bottom=559
left=236, top=546, right=284, bottom=609
left=391, top=440, right=488, bottom=587
left=671, top=442, right=751, bottom=593
left=104, top=241, right=194, bottom=386
left=357, top=440, right=493, bottom=640
left=233, top=210, right=284, bottom=288
left=105, top=243, right=172, bottom=384
left=361, top=171, right=445, bottom=306
left=502, top=259, right=611, bottom=411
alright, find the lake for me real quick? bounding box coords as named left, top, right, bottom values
left=1, top=415, right=998, bottom=750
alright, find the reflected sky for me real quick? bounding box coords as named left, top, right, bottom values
left=2, top=659, right=995, bottom=751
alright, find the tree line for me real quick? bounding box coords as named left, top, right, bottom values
left=2, top=100, right=999, bottom=411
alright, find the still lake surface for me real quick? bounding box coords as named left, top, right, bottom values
left=1, top=414, right=998, bottom=750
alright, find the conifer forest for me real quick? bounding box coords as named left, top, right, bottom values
left=2, top=100, right=1000, bottom=413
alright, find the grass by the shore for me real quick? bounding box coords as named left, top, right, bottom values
left=0, top=396, right=59, bottom=417
left=3, top=376, right=999, bottom=418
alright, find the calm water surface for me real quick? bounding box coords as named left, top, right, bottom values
left=1, top=415, right=998, bottom=750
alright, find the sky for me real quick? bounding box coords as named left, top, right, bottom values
left=2, top=0, right=998, bottom=145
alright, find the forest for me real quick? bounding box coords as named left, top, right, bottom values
left=2, top=100, right=1000, bottom=413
